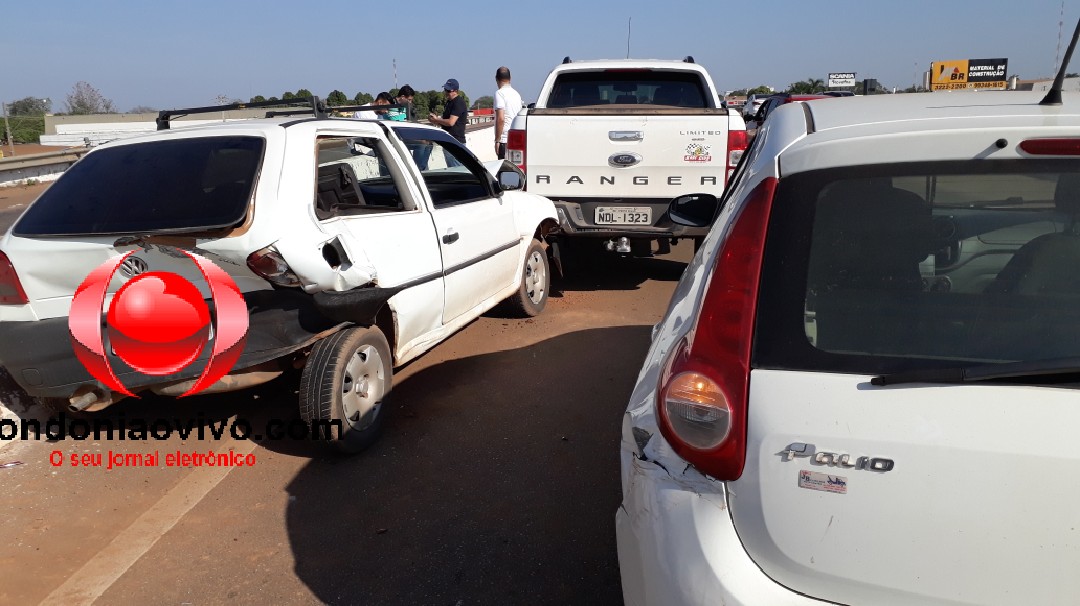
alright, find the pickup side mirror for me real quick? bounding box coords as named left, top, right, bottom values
left=669, top=193, right=720, bottom=228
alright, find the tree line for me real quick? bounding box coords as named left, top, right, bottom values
left=3, top=81, right=498, bottom=144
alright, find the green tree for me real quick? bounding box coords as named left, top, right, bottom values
left=747, top=85, right=773, bottom=95
left=3, top=115, right=45, bottom=143
left=9, top=97, right=51, bottom=116
left=250, top=95, right=267, bottom=103
left=282, top=91, right=296, bottom=100
left=295, top=88, right=313, bottom=99
left=353, top=92, right=374, bottom=105
left=473, top=95, right=494, bottom=109
left=326, top=90, right=349, bottom=106
left=267, top=96, right=279, bottom=102
left=129, top=105, right=156, bottom=114
left=65, top=81, right=116, bottom=114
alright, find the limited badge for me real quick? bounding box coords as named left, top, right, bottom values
left=798, top=470, right=847, bottom=494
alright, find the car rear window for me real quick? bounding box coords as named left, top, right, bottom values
left=546, top=70, right=709, bottom=108
left=754, top=159, right=1080, bottom=375
left=14, top=136, right=264, bottom=236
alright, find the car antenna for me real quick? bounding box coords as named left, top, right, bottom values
left=1041, top=16, right=1080, bottom=105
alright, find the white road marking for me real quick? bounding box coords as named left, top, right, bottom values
left=39, top=436, right=258, bottom=606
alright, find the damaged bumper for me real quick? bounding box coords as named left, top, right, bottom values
left=616, top=414, right=810, bottom=606
left=0, top=290, right=345, bottom=399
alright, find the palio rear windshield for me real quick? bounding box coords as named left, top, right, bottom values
left=14, top=136, right=264, bottom=237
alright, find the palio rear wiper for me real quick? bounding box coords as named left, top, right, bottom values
left=871, top=356, right=1080, bottom=386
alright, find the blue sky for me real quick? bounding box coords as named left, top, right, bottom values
left=6, top=0, right=1078, bottom=112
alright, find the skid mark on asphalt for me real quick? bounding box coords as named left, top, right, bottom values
left=39, top=435, right=257, bottom=606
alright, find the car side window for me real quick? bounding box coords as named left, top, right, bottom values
left=409, top=138, right=495, bottom=207
left=314, top=136, right=412, bottom=220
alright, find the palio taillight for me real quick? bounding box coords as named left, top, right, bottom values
left=246, top=246, right=301, bottom=287
left=507, top=128, right=527, bottom=173
left=0, top=250, right=28, bottom=305
left=1019, top=138, right=1080, bottom=155
left=656, top=177, right=778, bottom=480
left=726, top=129, right=749, bottom=185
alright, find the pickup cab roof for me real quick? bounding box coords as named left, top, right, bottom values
left=537, top=58, right=722, bottom=109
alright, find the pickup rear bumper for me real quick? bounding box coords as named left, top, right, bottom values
left=552, top=199, right=710, bottom=239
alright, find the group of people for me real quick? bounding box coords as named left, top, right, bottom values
left=352, top=85, right=417, bottom=122
left=355, top=66, right=524, bottom=160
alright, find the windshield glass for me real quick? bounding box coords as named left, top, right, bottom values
left=14, top=136, right=264, bottom=236
left=754, top=159, right=1080, bottom=374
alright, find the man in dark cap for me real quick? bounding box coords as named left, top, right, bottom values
left=429, top=78, right=468, bottom=143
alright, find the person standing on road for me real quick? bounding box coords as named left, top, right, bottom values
left=493, top=66, right=523, bottom=160
left=429, top=78, right=468, bottom=144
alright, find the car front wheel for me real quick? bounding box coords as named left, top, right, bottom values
left=299, top=326, right=392, bottom=454
left=506, top=239, right=549, bottom=317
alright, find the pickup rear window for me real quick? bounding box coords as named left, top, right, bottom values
left=14, top=136, right=264, bottom=236
left=545, top=71, right=710, bottom=108
left=754, top=159, right=1080, bottom=375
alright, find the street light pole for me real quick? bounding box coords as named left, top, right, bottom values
left=2, top=101, right=13, bottom=157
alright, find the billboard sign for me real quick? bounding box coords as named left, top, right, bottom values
left=931, top=58, right=1008, bottom=91
left=828, top=72, right=856, bottom=87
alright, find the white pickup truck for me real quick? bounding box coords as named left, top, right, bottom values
left=506, top=57, right=747, bottom=264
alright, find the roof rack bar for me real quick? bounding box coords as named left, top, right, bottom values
left=156, top=96, right=327, bottom=130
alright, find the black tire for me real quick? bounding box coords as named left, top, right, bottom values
left=299, top=326, right=392, bottom=454
left=506, top=239, right=549, bottom=317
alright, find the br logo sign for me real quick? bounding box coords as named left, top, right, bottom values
left=68, top=248, right=249, bottom=397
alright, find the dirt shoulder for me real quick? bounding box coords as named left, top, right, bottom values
left=0, top=181, right=50, bottom=212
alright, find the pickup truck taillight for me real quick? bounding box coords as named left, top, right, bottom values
left=0, top=250, right=28, bottom=305
left=656, top=177, right=777, bottom=481
left=726, top=129, right=749, bottom=186
left=507, top=128, right=526, bottom=173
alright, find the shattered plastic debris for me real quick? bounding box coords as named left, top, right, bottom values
left=0, top=461, right=24, bottom=469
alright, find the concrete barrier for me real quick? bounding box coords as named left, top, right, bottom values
left=0, top=149, right=89, bottom=188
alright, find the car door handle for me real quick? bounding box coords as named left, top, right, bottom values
left=442, top=229, right=459, bottom=244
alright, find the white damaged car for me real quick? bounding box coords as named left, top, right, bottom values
left=0, top=100, right=558, bottom=452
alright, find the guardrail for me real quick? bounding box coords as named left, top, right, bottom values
left=0, top=148, right=89, bottom=188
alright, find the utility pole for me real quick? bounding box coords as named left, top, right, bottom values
left=394, top=58, right=398, bottom=90
left=3, top=101, right=13, bottom=157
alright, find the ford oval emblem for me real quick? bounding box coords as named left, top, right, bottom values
left=609, top=152, right=642, bottom=168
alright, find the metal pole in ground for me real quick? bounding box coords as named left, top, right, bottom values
left=3, top=102, right=13, bottom=157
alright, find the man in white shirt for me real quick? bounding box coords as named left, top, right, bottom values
left=494, top=66, right=523, bottom=160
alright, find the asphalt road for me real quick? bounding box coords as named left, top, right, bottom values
left=0, top=240, right=694, bottom=605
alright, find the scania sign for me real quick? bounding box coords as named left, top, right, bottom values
left=828, top=72, right=856, bottom=87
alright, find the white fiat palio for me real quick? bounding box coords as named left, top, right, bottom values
left=616, top=56, right=1080, bottom=605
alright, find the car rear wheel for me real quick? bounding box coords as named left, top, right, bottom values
left=299, top=326, right=392, bottom=454
left=506, top=239, right=549, bottom=317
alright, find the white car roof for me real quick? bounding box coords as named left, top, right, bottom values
left=804, top=91, right=1080, bottom=136
left=769, top=91, right=1080, bottom=173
